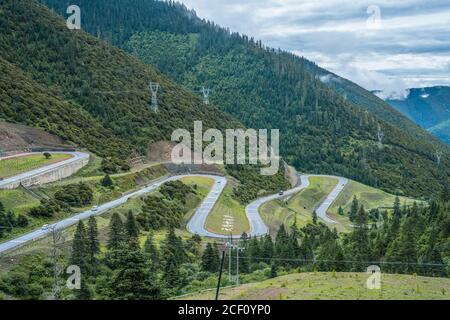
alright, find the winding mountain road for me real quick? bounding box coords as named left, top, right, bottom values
left=0, top=151, right=89, bottom=189
left=0, top=162, right=348, bottom=253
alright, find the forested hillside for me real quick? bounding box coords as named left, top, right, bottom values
left=40, top=0, right=450, bottom=198
left=0, top=0, right=242, bottom=163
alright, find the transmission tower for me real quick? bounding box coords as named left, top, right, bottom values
left=200, top=87, right=211, bottom=105
left=377, top=123, right=384, bottom=150
left=149, top=82, right=160, bottom=112
left=435, top=150, right=442, bottom=165
left=50, top=225, right=66, bottom=300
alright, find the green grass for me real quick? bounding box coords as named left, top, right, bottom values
left=204, top=179, right=250, bottom=236
left=179, top=272, right=450, bottom=300
left=0, top=189, right=39, bottom=215
left=0, top=153, right=73, bottom=179
left=328, top=179, right=419, bottom=219
left=260, top=176, right=350, bottom=233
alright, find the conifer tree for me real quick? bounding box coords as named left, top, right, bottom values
left=312, top=210, right=318, bottom=224
left=270, top=263, right=277, bottom=278
left=201, top=242, right=219, bottom=272
left=125, top=210, right=139, bottom=244
left=144, top=233, right=159, bottom=271
left=348, top=205, right=370, bottom=270
left=108, top=212, right=126, bottom=250
left=87, top=216, right=100, bottom=267
left=163, top=253, right=180, bottom=289
left=71, top=220, right=88, bottom=271
left=349, top=196, right=359, bottom=222
left=101, top=174, right=114, bottom=187
left=111, top=245, right=163, bottom=299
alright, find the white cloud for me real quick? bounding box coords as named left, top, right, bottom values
left=180, top=0, right=450, bottom=92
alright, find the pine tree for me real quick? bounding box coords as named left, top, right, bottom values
left=239, top=233, right=250, bottom=273
left=270, top=263, right=277, bottom=278
left=125, top=211, right=139, bottom=244
left=440, top=183, right=449, bottom=203
left=144, top=233, right=159, bottom=271
left=0, top=211, right=9, bottom=238
left=163, top=253, right=180, bottom=289
left=349, top=196, right=359, bottom=222
left=108, top=212, right=126, bottom=250
left=111, top=246, right=163, bottom=299
left=248, top=236, right=261, bottom=265
left=163, top=227, right=186, bottom=265
left=260, top=234, right=274, bottom=259
left=71, top=220, right=88, bottom=271
left=87, top=216, right=100, bottom=268
left=201, top=242, right=219, bottom=272
left=348, top=205, right=370, bottom=270
left=312, top=210, right=318, bottom=225
left=101, top=174, right=114, bottom=187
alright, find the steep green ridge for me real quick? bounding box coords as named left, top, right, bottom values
left=0, top=0, right=242, bottom=161
left=429, top=119, right=450, bottom=146
left=309, top=69, right=446, bottom=145
left=0, top=57, right=128, bottom=158
left=40, top=0, right=450, bottom=198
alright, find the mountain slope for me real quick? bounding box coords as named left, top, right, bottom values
left=385, top=86, right=450, bottom=145
left=0, top=57, right=129, bottom=158
left=429, top=119, right=450, bottom=145
left=0, top=0, right=242, bottom=162
left=40, top=0, right=450, bottom=198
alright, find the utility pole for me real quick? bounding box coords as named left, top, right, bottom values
left=215, top=244, right=227, bottom=300
left=200, top=87, right=211, bottom=105
left=149, top=82, right=160, bottom=112
left=50, top=225, right=65, bottom=300
left=228, top=232, right=232, bottom=283
left=235, top=243, right=244, bottom=285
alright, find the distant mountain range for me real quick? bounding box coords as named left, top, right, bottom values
left=384, top=86, right=450, bottom=145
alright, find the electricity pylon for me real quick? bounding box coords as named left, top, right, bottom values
left=200, top=87, right=211, bottom=105
left=377, top=123, right=384, bottom=150
left=435, top=150, right=442, bottom=165
left=149, top=82, right=160, bottom=112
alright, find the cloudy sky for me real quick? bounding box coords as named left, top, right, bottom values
left=180, top=0, right=450, bottom=99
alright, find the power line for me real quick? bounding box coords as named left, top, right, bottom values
left=235, top=256, right=449, bottom=267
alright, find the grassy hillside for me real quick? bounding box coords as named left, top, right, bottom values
left=0, top=0, right=242, bottom=162
left=329, top=179, right=418, bottom=217
left=0, top=153, right=73, bottom=179
left=40, top=0, right=450, bottom=198
left=260, top=176, right=349, bottom=233
left=180, top=272, right=450, bottom=300
left=260, top=176, right=419, bottom=233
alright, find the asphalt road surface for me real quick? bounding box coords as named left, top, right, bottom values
left=0, top=151, right=89, bottom=189
left=0, top=169, right=348, bottom=253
